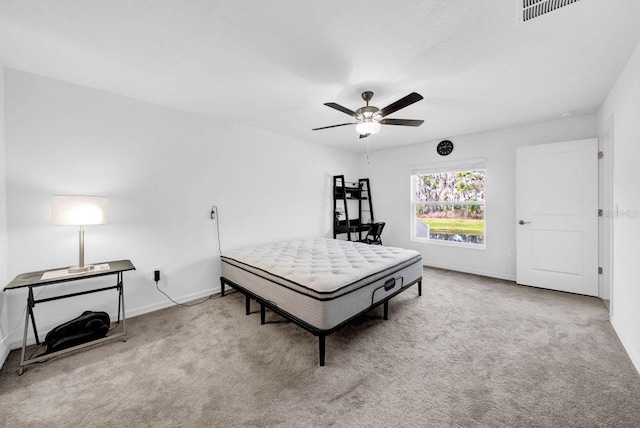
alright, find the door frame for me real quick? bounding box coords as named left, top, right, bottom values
left=599, top=115, right=615, bottom=315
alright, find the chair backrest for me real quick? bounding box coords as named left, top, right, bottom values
left=367, top=222, right=385, bottom=244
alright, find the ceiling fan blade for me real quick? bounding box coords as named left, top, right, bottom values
left=324, top=102, right=358, bottom=118
left=312, top=122, right=355, bottom=131
left=378, top=92, right=423, bottom=118
left=379, top=118, right=424, bottom=127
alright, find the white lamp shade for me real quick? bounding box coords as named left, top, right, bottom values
left=51, top=196, right=109, bottom=226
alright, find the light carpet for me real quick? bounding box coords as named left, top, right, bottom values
left=1, top=267, right=639, bottom=427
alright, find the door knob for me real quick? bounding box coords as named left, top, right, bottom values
left=518, top=220, right=531, bottom=225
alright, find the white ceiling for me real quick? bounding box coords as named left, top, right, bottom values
left=1, top=0, right=639, bottom=153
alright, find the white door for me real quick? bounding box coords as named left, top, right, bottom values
left=516, top=139, right=598, bottom=296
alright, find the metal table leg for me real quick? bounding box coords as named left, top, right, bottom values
left=19, top=287, right=40, bottom=375
left=119, top=273, right=127, bottom=342
left=18, top=302, right=30, bottom=376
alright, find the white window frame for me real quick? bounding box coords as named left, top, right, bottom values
left=410, top=158, right=487, bottom=249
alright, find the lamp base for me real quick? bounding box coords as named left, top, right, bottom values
left=68, top=265, right=95, bottom=274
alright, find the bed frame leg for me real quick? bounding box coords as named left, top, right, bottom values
left=220, top=278, right=225, bottom=297
left=260, top=303, right=266, bottom=325
left=319, top=335, right=326, bottom=367
left=383, top=301, right=389, bottom=320
left=418, top=279, right=422, bottom=296
left=245, top=295, right=251, bottom=315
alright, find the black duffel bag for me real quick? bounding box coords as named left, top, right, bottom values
left=44, top=311, right=111, bottom=354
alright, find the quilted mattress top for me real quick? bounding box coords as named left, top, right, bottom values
left=221, top=238, right=421, bottom=293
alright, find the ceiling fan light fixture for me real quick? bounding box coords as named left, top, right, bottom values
left=355, top=120, right=380, bottom=136
left=313, top=91, right=423, bottom=137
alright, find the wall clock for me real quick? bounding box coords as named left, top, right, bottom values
left=437, top=140, right=454, bottom=156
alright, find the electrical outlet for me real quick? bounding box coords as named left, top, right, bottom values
left=153, top=267, right=161, bottom=282
left=210, top=206, right=217, bottom=220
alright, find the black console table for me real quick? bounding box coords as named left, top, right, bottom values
left=4, top=260, right=135, bottom=375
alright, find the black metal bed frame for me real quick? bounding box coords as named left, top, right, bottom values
left=220, top=276, right=422, bottom=366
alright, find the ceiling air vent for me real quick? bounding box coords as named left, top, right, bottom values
left=522, top=0, right=582, bottom=22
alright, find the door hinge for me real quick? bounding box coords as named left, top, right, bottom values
left=598, top=151, right=604, bottom=159
left=598, top=267, right=603, bottom=275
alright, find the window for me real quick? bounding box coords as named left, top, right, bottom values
left=411, top=163, right=486, bottom=247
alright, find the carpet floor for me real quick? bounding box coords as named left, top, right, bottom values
left=1, top=267, right=639, bottom=427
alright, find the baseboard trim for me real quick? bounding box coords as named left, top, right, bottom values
left=126, top=287, right=220, bottom=319
left=0, top=342, right=9, bottom=370
left=6, top=286, right=222, bottom=350
left=423, top=262, right=516, bottom=282
left=610, top=315, right=640, bottom=375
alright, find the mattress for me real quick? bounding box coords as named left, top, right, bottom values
left=221, top=238, right=422, bottom=330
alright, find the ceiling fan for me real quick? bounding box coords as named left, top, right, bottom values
left=312, top=91, right=424, bottom=138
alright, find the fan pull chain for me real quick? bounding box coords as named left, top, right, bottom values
left=366, top=136, right=370, bottom=165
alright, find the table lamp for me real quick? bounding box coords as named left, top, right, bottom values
left=51, top=195, right=108, bottom=273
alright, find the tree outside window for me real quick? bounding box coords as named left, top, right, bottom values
left=412, top=170, right=486, bottom=246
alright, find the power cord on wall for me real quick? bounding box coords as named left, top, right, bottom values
left=154, top=279, right=216, bottom=307
left=153, top=204, right=234, bottom=307
left=154, top=279, right=236, bottom=307
left=212, top=204, right=223, bottom=255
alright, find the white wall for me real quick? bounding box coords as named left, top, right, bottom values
left=0, top=67, right=10, bottom=363
left=363, top=115, right=597, bottom=280
left=598, top=41, right=640, bottom=373
left=3, top=69, right=360, bottom=351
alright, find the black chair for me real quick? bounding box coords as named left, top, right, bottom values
left=361, top=222, right=385, bottom=245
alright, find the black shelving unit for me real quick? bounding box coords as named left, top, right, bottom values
left=333, top=175, right=374, bottom=241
